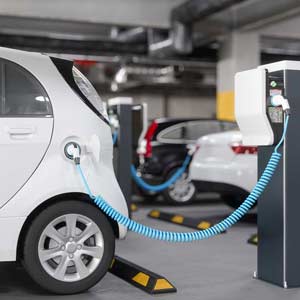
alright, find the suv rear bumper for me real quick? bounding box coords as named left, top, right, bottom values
left=192, top=180, right=249, bottom=196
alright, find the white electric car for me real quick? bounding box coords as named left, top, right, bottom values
left=189, top=130, right=257, bottom=208
left=0, top=47, right=128, bottom=294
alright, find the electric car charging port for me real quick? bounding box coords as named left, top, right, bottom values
left=64, top=142, right=81, bottom=161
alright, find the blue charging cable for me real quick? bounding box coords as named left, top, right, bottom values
left=130, top=155, right=191, bottom=192
left=112, top=128, right=191, bottom=192
left=77, top=115, right=289, bottom=242
left=112, top=131, right=118, bottom=145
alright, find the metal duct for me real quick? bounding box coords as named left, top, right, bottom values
left=171, top=0, right=247, bottom=25
left=151, top=0, right=246, bottom=55
left=193, top=0, right=300, bottom=47
left=111, top=27, right=146, bottom=43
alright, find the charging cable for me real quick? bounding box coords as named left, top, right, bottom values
left=74, top=114, right=289, bottom=242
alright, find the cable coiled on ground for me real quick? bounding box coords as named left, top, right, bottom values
left=77, top=116, right=289, bottom=242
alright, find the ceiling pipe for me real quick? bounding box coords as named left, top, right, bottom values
left=171, top=0, right=247, bottom=25
left=150, top=0, right=247, bottom=56
left=111, top=26, right=146, bottom=43
left=171, top=0, right=247, bottom=54
left=192, top=0, right=300, bottom=49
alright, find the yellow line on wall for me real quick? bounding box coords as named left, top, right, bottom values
left=217, top=91, right=235, bottom=121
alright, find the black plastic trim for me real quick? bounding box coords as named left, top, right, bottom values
left=192, top=180, right=249, bottom=195
left=50, top=57, right=109, bottom=125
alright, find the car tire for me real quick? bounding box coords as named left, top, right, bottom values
left=222, top=193, right=254, bottom=209
left=163, top=168, right=196, bottom=205
left=21, top=200, right=115, bottom=295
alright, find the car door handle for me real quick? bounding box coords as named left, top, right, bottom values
left=6, top=127, right=35, bottom=139
left=7, top=127, right=35, bottom=135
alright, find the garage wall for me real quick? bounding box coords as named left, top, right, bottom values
left=102, top=92, right=216, bottom=121
left=167, top=95, right=216, bottom=119
left=132, top=94, right=165, bottom=120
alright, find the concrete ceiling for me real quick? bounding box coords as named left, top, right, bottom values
left=192, top=0, right=300, bottom=42
left=0, top=0, right=186, bottom=28
left=1, top=0, right=300, bottom=92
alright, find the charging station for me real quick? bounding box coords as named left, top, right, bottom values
left=235, top=61, right=299, bottom=288
left=108, top=97, right=133, bottom=212
left=0, top=46, right=296, bottom=297
left=108, top=98, right=148, bottom=213
left=257, top=62, right=300, bottom=288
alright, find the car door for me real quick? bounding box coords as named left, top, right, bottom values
left=0, top=59, right=53, bottom=207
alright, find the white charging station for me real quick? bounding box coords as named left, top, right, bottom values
left=235, top=61, right=300, bottom=288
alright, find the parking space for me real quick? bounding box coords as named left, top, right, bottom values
left=1, top=197, right=297, bottom=300
left=1, top=1, right=300, bottom=299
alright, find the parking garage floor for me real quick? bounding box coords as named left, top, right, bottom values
left=1, top=198, right=300, bottom=300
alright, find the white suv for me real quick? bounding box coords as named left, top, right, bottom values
left=0, top=47, right=128, bottom=294
left=189, top=130, right=257, bottom=208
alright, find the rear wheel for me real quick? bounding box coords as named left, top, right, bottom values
left=163, top=169, right=196, bottom=205
left=21, top=200, right=115, bottom=294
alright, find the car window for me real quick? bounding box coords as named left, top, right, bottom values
left=1, top=61, right=52, bottom=116
left=160, top=125, right=184, bottom=140
left=157, top=121, right=221, bottom=144
left=182, top=121, right=221, bottom=140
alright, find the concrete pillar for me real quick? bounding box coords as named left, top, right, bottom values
left=217, top=31, right=260, bottom=121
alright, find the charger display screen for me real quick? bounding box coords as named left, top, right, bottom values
left=266, top=70, right=285, bottom=144
left=268, top=107, right=283, bottom=123
left=267, top=71, right=284, bottom=124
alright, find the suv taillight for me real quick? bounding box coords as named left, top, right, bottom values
left=190, top=144, right=200, bottom=155
left=231, top=143, right=257, bottom=154
left=144, top=121, right=158, bottom=158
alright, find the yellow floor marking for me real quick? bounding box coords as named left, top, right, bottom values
left=197, top=221, right=211, bottom=229
left=154, top=279, right=174, bottom=290
left=131, top=203, right=138, bottom=211
left=149, top=210, right=160, bottom=218
left=109, top=258, right=115, bottom=269
left=132, top=272, right=150, bottom=287
left=171, top=215, right=184, bottom=224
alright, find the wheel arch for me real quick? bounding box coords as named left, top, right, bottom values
left=162, top=160, right=185, bottom=178
left=16, top=192, right=119, bottom=261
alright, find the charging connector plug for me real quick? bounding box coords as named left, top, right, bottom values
left=64, top=142, right=81, bottom=164
left=72, top=145, right=81, bottom=165
left=271, top=95, right=291, bottom=115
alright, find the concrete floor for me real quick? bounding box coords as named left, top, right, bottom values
left=0, top=199, right=299, bottom=300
